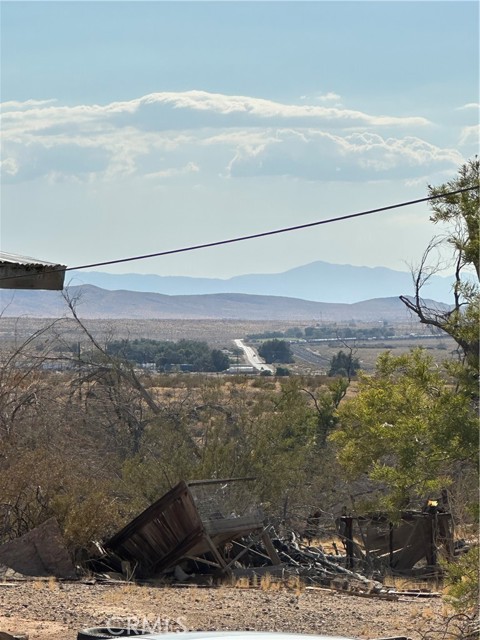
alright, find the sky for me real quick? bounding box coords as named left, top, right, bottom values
left=1, top=0, right=479, bottom=279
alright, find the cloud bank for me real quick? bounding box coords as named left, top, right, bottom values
left=1, top=90, right=462, bottom=184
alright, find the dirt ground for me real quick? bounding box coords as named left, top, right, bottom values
left=0, top=580, right=449, bottom=640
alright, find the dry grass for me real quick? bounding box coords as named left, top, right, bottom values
left=30, top=577, right=58, bottom=591
left=0, top=317, right=311, bottom=350
left=383, top=573, right=443, bottom=593
left=231, top=572, right=305, bottom=594
left=101, top=582, right=146, bottom=605
left=233, top=576, right=251, bottom=589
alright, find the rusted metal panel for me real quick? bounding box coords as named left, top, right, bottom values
left=341, top=510, right=454, bottom=573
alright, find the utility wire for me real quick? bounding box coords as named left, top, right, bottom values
left=0, top=186, right=477, bottom=284
left=65, top=186, right=479, bottom=271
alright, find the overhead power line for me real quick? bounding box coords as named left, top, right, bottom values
left=65, top=186, right=479, bottom=272
left=0, top=186, right=477, bottom=284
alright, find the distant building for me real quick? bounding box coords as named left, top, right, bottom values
left=225, top=365, right=258, bottom=375
left=140, top=362, right=157, bottom=371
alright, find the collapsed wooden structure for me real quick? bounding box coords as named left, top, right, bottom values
left=105, top=479, right=280, bottom=577
left=104, top=478, right=456, bottom=581
left=0, top=477, right=458, bottom=591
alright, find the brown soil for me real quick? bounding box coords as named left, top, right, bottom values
left=0, top=580, right=447, bottom=640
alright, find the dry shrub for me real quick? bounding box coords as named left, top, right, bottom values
left=52, top=480, right=126, bottom=551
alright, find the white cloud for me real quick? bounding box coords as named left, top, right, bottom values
left=145, top=162, right=199, bottom=179
left=315, top=92, right=342, bottom=103
left=125, top=90, right=430, bottom=127
left=301, top=92, right=342, bottom=104
left=227, top=129, right=463, bottom=181
left=0, top=98, right=57, bottom=111
left=456, top=102, right=480, bottom=111
left=0, top=91, right=458, bottom=184
left=1, top=90, right=430, bottom=139
left=0, top=157, right=19, bottom=176
left=459, top=124, right=480, bottom=145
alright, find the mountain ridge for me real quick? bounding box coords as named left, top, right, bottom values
left=66, top=260, right=454, bottom=304
left=0, top=284, right=449, bottom=322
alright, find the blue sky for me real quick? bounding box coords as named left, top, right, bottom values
left=1, top=1, right=478, bottom=279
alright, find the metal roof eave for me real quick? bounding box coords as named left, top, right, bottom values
left=0, top=253, right=66, bottom=290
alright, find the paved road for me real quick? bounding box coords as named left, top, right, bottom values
left=233, top=339, right=275, bottom=373
left=291, top=343, right=330, bottom=369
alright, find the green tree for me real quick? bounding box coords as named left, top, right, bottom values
left=304, top=377, right=349, bottom=448
left=275, top=366, right=291, bottom=376
left=442, top=546, right=479, bottom=613
left=258, top=339, right=294, bottom=364
left=328, top=350, right=360, bottom=378
left=331, top=349, right=478, bottom=512
left=211, top=349, right=230, bottom=372
left=107, top=338, right=229, bottom=372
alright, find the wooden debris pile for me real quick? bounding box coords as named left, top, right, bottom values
left=219, top=531, right=384, bottom=595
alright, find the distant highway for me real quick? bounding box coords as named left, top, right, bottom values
left=290, top=343, right=330, bottom=369
left=233, top=339, right=275, bottom=374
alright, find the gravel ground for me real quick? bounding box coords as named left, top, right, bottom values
left=0, top=580, right=447, bottom=640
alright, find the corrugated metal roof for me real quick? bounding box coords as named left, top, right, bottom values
left=0, top=251, right=64, bottom=267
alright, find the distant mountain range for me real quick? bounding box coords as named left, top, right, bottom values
left=66, top=260, right=454, bottom=304
left=0, top=284, right=449, bottom=322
